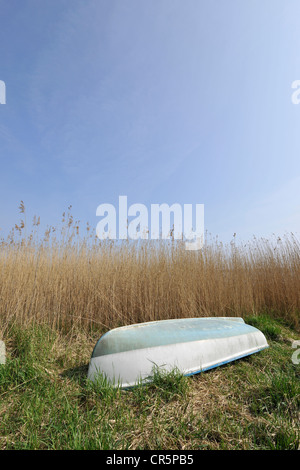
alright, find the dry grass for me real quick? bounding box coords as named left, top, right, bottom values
left=0, top=203, right=299, bottom=335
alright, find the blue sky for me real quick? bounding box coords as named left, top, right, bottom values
left=0, top=0, right=300, bottom=242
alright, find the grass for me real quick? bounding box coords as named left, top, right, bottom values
left=0, top=316, right=299, bottom=450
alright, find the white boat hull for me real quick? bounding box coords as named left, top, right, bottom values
left=88, top=317, right=268, bottom=388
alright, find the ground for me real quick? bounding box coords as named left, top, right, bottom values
left=0, top=315, right=299, bottom=450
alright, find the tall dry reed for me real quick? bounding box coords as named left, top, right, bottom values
left=0, top=204, right=299, bottom=335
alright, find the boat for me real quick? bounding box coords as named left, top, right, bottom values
left=87, top=317, right=268, bottom=388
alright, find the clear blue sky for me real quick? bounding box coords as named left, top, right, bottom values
left=1, top=0, right=300, bottom=242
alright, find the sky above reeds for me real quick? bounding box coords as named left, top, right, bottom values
left=0, top=0, right=300, bottom=242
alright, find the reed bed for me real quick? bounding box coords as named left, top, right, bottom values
left=0, top=204, right=299, bottom=334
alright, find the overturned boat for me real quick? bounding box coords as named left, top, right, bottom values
left=87, top=317, right=268, bottom=388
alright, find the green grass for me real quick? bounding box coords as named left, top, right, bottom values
left=0, top=316, right=299, bottom=450
left=245, top=315, right=283, bottom=340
